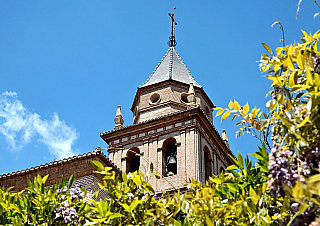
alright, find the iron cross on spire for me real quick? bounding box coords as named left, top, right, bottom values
left=168, top=7, right=177, bottom=47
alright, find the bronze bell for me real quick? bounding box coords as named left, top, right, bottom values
left=167, top=155, right=177, bottom=164
left=166, top=155, right=177, bottom=175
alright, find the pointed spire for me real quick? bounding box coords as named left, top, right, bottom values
left=222, top=129, right=230, bottom=148
left=139, top=48, right=201, bottom=88
left=187, top=83, right=196, bottom=108
left=114, top=105, right=124, bottom=130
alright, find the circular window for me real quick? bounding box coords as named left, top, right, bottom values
left=150, top=93, right=161, bottom=104
left=180, top=93, right=188, bottom=104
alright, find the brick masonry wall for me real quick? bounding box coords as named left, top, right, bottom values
left=0, top=155, right=113, bottom=193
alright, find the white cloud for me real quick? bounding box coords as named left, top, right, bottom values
left=0, top=91, right=79, bottom=159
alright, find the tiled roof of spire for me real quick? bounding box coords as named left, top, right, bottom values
left=139, top=47, right=201, bottom=88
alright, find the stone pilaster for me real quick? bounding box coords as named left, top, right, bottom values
left=139, top=138, right=149, bottom=176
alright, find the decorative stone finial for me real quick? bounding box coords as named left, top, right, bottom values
left=93, top=147, right=102, bottom=153
left=114, top=105, right=124, bottom=130
left=222, top=129, right=230, bottom=148
left=187, top=83, right=196, bottom=108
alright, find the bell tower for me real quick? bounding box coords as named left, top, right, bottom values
left=100, top=9, right=235, bottom=193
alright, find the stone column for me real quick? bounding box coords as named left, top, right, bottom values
left=139, top=138, right=149, bottom=176
left=179, top=128, right=187, bottom=182
left=185, top=125, right=196, bottom=180
left=113, top=146, right=122, bottom=172
left=148, top=136, right=158, bottom=190
left=193, top=126, right=200, bottom=181
left=214, top=152, right=218, bottom=175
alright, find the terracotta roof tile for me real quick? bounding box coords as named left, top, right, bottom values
left=0, top=150, right=121, bottom=180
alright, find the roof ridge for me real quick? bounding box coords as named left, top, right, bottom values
left=139, top=48, right=171, bottom=88
left=169, top=47, right=173, bottom=79
left=172, top=48, right=202, bottom=87
left=0, top=150, right=120, bottom=179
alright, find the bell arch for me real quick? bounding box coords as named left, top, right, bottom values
left=204, top=146, right=213, bottom=181
left=126, top=147, right=140, bottom=173
left=162, top=137, right=177, bottom=176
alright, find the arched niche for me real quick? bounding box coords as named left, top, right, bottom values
left=126, top=147, right=140, bottom=173
left=162, top=137, right=177, bottom=176
left=204, top=146, right=213, bottom=181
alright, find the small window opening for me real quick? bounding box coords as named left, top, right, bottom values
left=126, top=147, right=140, bottom=173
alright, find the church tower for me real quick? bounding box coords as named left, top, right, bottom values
left=100, top=9, right=234, bottom=193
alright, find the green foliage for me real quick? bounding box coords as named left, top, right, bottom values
left=216, top=25, right=320, bottom=225
left=2, top=3, right=320, bottom=225
left=0, top=147, right=278, bottom=225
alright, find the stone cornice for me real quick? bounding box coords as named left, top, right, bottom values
left=101, top=106, right=235, bottom=165
left=130, top=80, right=215, bottom=114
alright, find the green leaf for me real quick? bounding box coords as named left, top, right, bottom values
left=61, top=176, right=66, bottom=187
left=42, top=175, right=49, bottom=184
left=308, top=174, right=320, bottom=183
left=216, top=109, right=224, bottom=117
left=287, top=56, right=295, bottom=71
left=226, top=165, right=238, bottom=171
left=27, top=177, right=32, bottom=188
left=228, top=101, right=234, bottom=109
left=155, top=174, right=161, bottom=179
left=221, top=111, right=231, bottom=122
left=234, top=100, right=240, bottom=111
left=261, top=42, right=272, bottom=55
left=91, top=160, right=104, bottom=172
left=108, top=213, right=123, bottom=220
left=298, top=115, right=310, bottom=128
left=67, top=173, right=75, bottom=189
left=297, top=51, right=304, bottom=69
left=150, top=162, right=154, bottom=174
left=243, top=103, right=249, bottom=115
left=237, top=152, right=244, bottom=169
left=289, top=71, right=297, bottom=87
left=122, top=172, right=128, bottom=183
left=205, top=215, right=214, bottom=226
left=128, top=199, right=143, bottom=212
left=306, top=68, right=313, bottom=85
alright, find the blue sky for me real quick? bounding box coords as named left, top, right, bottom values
left=0, top=1, right=319, bottom=175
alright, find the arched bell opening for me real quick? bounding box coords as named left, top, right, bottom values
left=126, top=147, right=140, bottom=173
left=162, top=137, right=177, bottom=177
left=204, top=146, right=213, bottom=181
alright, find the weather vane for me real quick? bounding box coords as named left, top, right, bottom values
left=168, top=7, right=177, bottom=47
